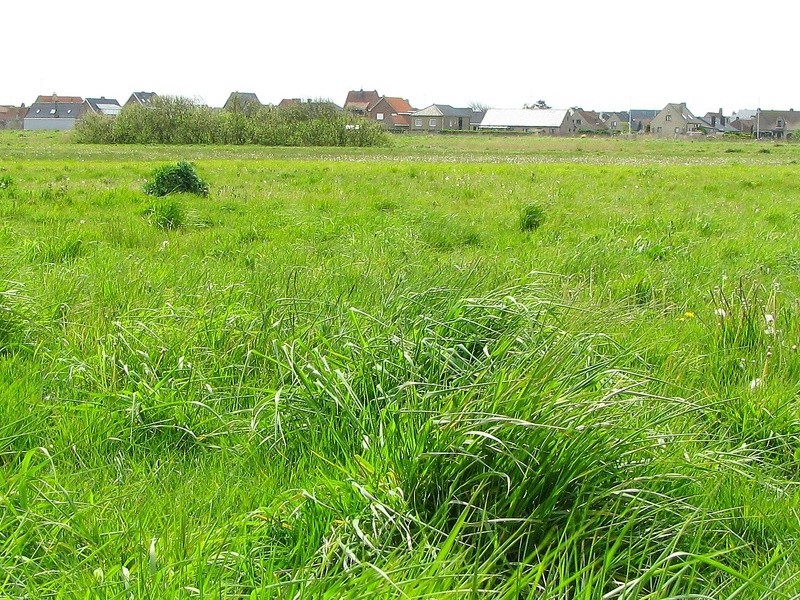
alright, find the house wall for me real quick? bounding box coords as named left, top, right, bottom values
left=368, top=99, right=397, bottom=128
left=0, top=109, right=26, bottom=130
left=650, top=105, right=688, bottom=137
left=24, top=118, right=78, bottom=131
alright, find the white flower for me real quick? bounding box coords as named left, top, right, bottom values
left=715, top=308, right=727, bottom=318
left=749, top=378, right=762, bottom=390
left=765, top=313, right=775, bottom=324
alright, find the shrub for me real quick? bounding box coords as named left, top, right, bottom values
left=144, top=199, right=186, bottom=230
left=144, top=161, right=209, bottom=197
left=520, top=203, right=545, bottom=232
left=74, top=96, right=389, bottom=147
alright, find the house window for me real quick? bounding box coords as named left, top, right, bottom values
left=675, top=127, right=680, bottom=133
left=611, top=121, right=617, bottom=127
left=657, top=127, right=662, bottom=133
left=429, top=118, right=437, bottom=127
left=414, top=118, right=422, bottom=127
left=665, top=114, right=672, bottom=121
left=50, top=109, right=56, bottom=114
left=576, top=119, right=582, bottom=126
left=778, top=119, right=784, bottom=127
left=376, top=113, right=384, bottom=121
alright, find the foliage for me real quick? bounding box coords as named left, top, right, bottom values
left=520, top=202, right=545, bottom=231
left=144, top=199, right=186, bottom=230
left=143, top=161, right=209, bottom=197
left=74, top=96, right=388, bottom=147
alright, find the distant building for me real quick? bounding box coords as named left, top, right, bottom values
left=85, top=97, right=122, bottom=116
left=0, top=104, right=28, bottom=130
left=24, top=95, right=88, bottom=130
left=367, top=96, right=415, bottom=129
left=125, top=91, right=158, bottom=108
left=343, top=89, right=381, bottom=115
left=410, top=104, right=476, bottom=132
left=479, top=108, right=571, bottom=135
left=569, top=108, right=605, bottom=134
left=649, top=103, right=703, bottom=137
left=749, top=110, right=800, bottom=139
left=223, top=92, right=262, bottom=113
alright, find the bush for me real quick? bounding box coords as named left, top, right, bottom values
left=74, top=96, right=388, bottom=147
left=144, top=161, right=209, bottom=197
left=520, top=203, right=545, bottom=232
left=0, top=175, right=13, bottom=190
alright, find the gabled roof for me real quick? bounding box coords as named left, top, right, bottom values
left=26, top=100, right=87, bottom=119
left=755, top=110, right=800, bottom=130
left=663, top=103, right=701, bottom=124
left=381, top=96, right=414, bottom=114
left=344, top=89, right=380, bottom=110
left=480, top=108, right=569, bottom=129
left=35, top=95, right=83, bottom=104
left=224, top=92, right=261, bottom=110
left=86, top=97, right=122, bottom=116
left=0, top=105, right=28, bottom=121
left=413, top=104, right=474, bottom=118
left=129, top=92, right=158, bottom=106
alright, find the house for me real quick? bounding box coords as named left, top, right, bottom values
left=649, top=103, right=703, bottom=137
left=24, top=95, right=88, bottom=130
left=627, top=109, right=659, bottom=132
left=0, top=104, right=28, bottom=130
left=343, top=89, right=381, bottom=115
left=409, top=104, right=475, bottom=132
left=85, top=97, right=122, bottom=117
left=278, top=98, right=343, bottom=110
left=603, top=112, right=630, bottom=133
left=278, top=98, right=301, bottom=108
left=367, top=96, right=415, bottom=129
left=223, top=92, right=262, bottom=113
left=125, top=91, right=158, bottom=108
left=479, top=108, right=571, bottom=135
left=569, top=108, right=605, bottom=134
left=749, top=110, right=800, bottom=139
left=698, top=109, right=737, bottom=135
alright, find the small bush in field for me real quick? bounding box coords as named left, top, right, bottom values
left=144, top=161, right=209, bottom=197
left=144, top=199, right=186, bottom=230
left=520, top=203, right=545, bottom=232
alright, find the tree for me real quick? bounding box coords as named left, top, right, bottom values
left=524, top=99, right=550, bottom=110
left=469, top=101, right=490, bottom=112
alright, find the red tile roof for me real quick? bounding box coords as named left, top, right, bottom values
left=384, top=97, right=414, bottom=114
left=35, top=95, right=83, bottom=103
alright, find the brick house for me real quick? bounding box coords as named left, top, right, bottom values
left=367, top=96, right=415, bottom=129
left=410, top=105, right=476, bottom=132
left=24, top=95, right=88, bottom=130
left=0, top=104, right=28, bottom=130
left=343, top=89, right=381, bottom=116
left=650, top=103, right=703, bottom=137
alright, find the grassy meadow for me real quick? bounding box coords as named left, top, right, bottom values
left=1, top=130, right=800, bottom=598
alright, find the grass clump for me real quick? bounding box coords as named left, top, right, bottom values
left=0, top=175, right=13, bottom=190
left=144, top=161, right=209, bottom=197
left=144, top=199, right=186, bottom=230
left=520, top=202, right=545, bottom=232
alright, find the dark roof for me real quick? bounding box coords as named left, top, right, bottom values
left=224, top=92, right=261, bottom=110
left=85, top=97, right=122, bottom=115
left=26, top=100, right=87, bottom=119
left=755, top=110, right=800, bottom=131
left=128, top=92, right=158, bottom=106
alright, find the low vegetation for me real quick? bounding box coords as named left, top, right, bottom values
left=1, top=132, right=799, bottom=597
left=74, top=96, right=388, bottom=147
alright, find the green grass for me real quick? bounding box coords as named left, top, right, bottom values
left=1, top=131, right=800, bottom=597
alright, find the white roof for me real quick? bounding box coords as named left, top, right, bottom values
left=480, top=108, right=568, bottom=128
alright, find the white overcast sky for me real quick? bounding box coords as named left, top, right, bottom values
left=1, top=0, right=797, bottom=115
